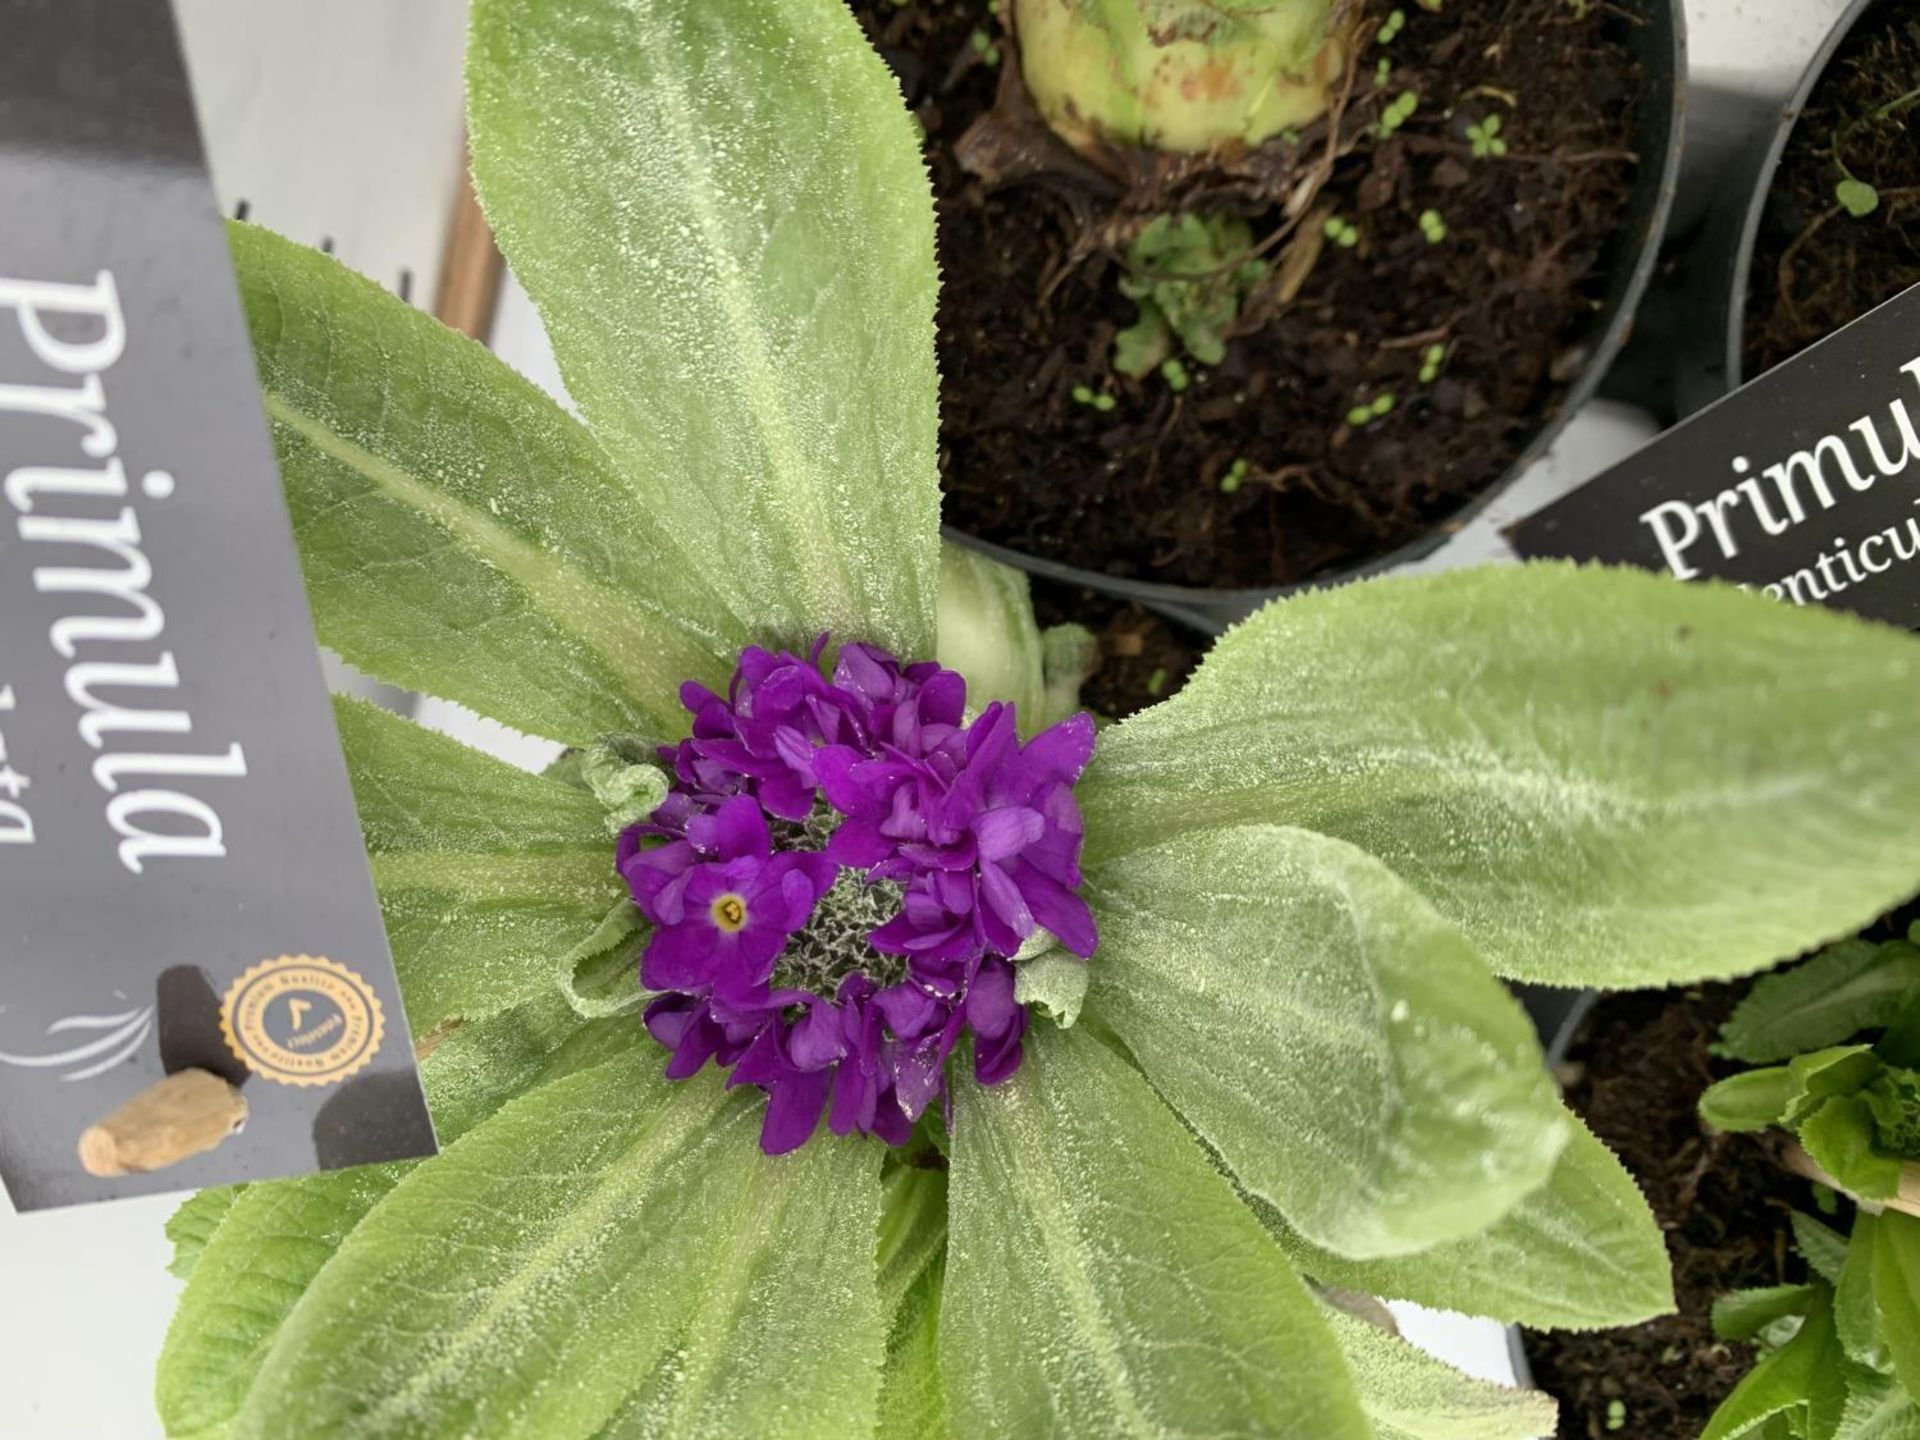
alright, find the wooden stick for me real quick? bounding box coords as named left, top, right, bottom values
left=77, top=1069, right=248, bottom=1178
left=1783, top=1140, right=1920, bottom=1219
left=433, top=143, right=504, bottom=343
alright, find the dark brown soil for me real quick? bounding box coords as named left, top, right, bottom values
left=1745, top=2, right=1920, bottom=376
left=854, top=0, right=1645, bottom=589
left=1028, top=579, right=1205, bottom=719
left=1526, top=986, right=1814, bottom=1440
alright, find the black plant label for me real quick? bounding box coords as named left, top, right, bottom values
left=1510, top=282, right=1920, bottom=630
left=0, top=0, right=436, bottom=1210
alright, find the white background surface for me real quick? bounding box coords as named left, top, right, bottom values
left=0, top=0, right=1861, bottom=1434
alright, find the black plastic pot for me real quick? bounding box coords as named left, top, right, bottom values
left=1662, top=0, right=1878, bottom=417
left=948, top=0, right=1688, bottom=629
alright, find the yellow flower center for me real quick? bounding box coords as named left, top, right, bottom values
left=710, top=893, right=749, bottom=934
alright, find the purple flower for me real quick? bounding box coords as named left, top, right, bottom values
left=620, top=637, right=1096, bottom=1154
left=822, top=702, right=1098, bottom=970
left=624, top=795, right=835, bottom=1002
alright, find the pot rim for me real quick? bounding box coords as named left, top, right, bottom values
left=944, top=0, right=1690, bottom=622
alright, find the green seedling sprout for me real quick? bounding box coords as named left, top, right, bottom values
left=1375, top=8, right=1405, bottom=44
left=1378, top=90, right=1418, bottom=134
left=1071, top=384, right=1117, bottom=413
left=968, top=27, right=1003, bottom=67
left=1015, top=0, right=1350, bottom=154
left=1220, top=457, right=1250, bottom=493
left=1113, top=213, right=1269, bottom=379
left=1418, top=209, right=1448, bottom=244
left=1323, top=215, right=1360, bottom=248
left=1418, top=342, right=1447, bottom=383
left=1161, top=357, right=1192, bottom=392
left=1467, top=112, right=1508, bottom=158
left=1345, top=392, right=1396, bottom=426
left=1832, top=83, right=1920, bottom=219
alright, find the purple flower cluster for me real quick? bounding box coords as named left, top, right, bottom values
left=619, top=639, right=1095, bottom=1154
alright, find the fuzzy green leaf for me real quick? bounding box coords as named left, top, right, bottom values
left=1270, top=1108, right=1674, bottom=1331
left=1865, top=1069, right=1920, bottom=1157
left=936, top=543, right=1045, bottom=724
left=1715, top=1286, right=1823, bottom=1341
left=1704, top=1293, right=1843, bottom=1440
left=1802, top=1096, right=1905, bottom=1201
left=1703, top=1067, right=1797, bottom=1133
left=556, top=902, right=649, bottom=1018
left=1040, top=622, right=1103, bottom=730
left=228, top=1052, right=882, bottom=1440
left=335, top=697, right=625, bottom=1035
left=1837, top=1214, right=1885, bottom=1369
left=1719, top=940, right=1920, bottom=1065
left=1085, top=823, right=1564, bottom=1259
left=1318, top=1305, right=1557, bottom=1440
left=1795, top=1212, right=1852, bottom=1287
left=231, top=221, right=739, bottom=744
left=874, top=1167, right=948, bottom=1440
left=1837, top=1363, right=1920, bottom=1440
left=1878, top=1213, right=1920, bottom=1402
left=1787, top=1048, right=1884, bottom=1126
left=1079, top=565, right=1920, bottom=988
left=468, top=0, right=940, bottom=656
left=1014, top=949, right=1090, bottom=1028
left=157, top=997, right=624, bottom=1440
left=877, top=1259, right=948, bottom=1440
left=165, top=1186, right=243, bottom=1282
left=943, top=1024, right=1371, bottom=1439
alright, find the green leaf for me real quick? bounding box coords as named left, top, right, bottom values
left=230, top=221, right=739, bottom=744
left=1317, top=1305, right=1558, bottom=1440
left=1084, top=823, right=1564, bottom=1259
left=1802, top=1096, right=1905, bottom=1201
left=1014, top=949, right=1090, bottom=1028
left=1865, top=1069, right=1920, bottom=1158
left=943, top=1024, right=1371, bottom=1439
left=1079, top=565, right=1920, bottom=988
left=1704, top=1293, right=1842, bottom=1440
left=1788, top=1048, right=1885, bottom=1126
left=1878, top=1212, right=1920, bottom=1401
left=1719, top=940, right=1920, bottom=1064
left=1112, top=307, right=1173, bottom=378
left=1837, top=1213, right=1885, bottom=1369
left=1716, top=1286, right=1823, bottom=1341
left=165, top=1186, right=244, bottom=1282
left=874, top=1166, right=948, bottom=1440
left=556, top=901, right=649, bottom=1018
left=935, top=543, right=1045, bottom=725
left=1796, top=1212, right=1853, bottom=1286
left=1270, top=1108, right=1674, bottom=1330
left=158, top=996, right=617, bottom=1440
left=468, top=0, right=940, bottom=657
left=1704, top=1067, right=1797, bottom=1132
left=578, top=738, right=670, bottom=836
left=1838, top=178, right=1882, bottom=218
left=336, top=697, right=625, bottom=1034
left=877, top=1258, right=948, bottom=1440
left=1040, top=622, right=1103, bottom=730
left=230, top=1052, right=882, bottom=1440
left=1837, top=1363, right=1920, bottom=1440
left=1878, top=994, right=1920, bottom=1068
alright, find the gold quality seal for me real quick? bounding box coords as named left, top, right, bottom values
left=220, top=955, right=385, bottom=1087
